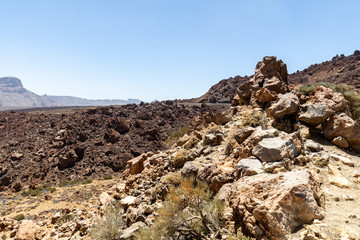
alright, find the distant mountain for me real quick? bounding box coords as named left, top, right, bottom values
left=0, top=77, right=141, bottom=110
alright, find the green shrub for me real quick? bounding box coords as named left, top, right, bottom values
left=297, top=82, right=360, bottom=119
left=103, top=175, right=113, bottom=180
left=81, top=178, right=93, bottom=184
left=13, top=214, right=25, bottom=221
left=135, top=177, right=225, bottom=240
left=59, top=181, right=70, bottom=187
left=56, top=214, right=74, bottom=225
left=49, top=187, right=56, bottom=193
left=89, top=203, right=124, bottom=240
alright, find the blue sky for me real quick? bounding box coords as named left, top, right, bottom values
left=0, top=0, right=359, bottom=101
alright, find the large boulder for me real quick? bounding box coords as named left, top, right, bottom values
left=127, top=154, right=146, bottom=175
left=252, top=137, right=298, bottom=162
left=219, top=170, right=323, bottom=239
left=297, top=102, right=335, bottom=127
left=323, top=113, right=360, bottom=151
left=267, top=92, right=300, bottom=119
left=235, top=156, right=264, bottom=178
left=297, top=86, right=348, bottom=126
left=15, top=220, right=41, bottom=240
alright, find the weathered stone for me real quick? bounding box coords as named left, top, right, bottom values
left=235, top=156, right=264, bottom=178
left=233, top=127, right=254, bottom=144
left=15, top=220, right=40, bottom=240
left=120, top=196, right=137, bottom=209
left=252, top=137, right=297, bottom=162
left=204, top=133, right=223, bottom=146
left=328, top=165, right=352, bottom=188
left=180, top=161, right=199, bottom=178
left=323, top=113, right=360, bottom=151
left=305, top=140, right=323, bottom=152
left=332, top=136, right=349, bottom=148
left=127, top=154, right=146, bottom=175
left=119, top=222, right=146, bottom=239
left=298, top=102, right=335, bottom=126
left=267, top=92, right=300, bottom=119
left=219, top=170, right=323, bottom=239
left=330, top=154, right=355, bottom=167
left=214, top=111, right=232, bottom=125
left=11, top=152, right=23, bottom=160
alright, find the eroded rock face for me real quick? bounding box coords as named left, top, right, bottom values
left=267, top=92, right=300, bottom=119
left=252, top=137, right=297, bottom=162
left=323, top=113, right=360, bottom=151
left=219, top=170, right=324, bottom=239
left=235, top=56, right=289, bottom=106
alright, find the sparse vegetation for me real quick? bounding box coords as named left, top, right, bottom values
left=1, top=211, right=6, bottom=216
left=166, top=127, right=190, bottom=146
left=89, top=202, right=124, bottom=240
left=297, top=82, right=360, bottom=119
left=241, top=111, right=266, bottom=128
left=103, top=174, right=113, bottom=180
left=81, top=178, right=93, bottom=184
left=21, top=183, right=57, bottom=196
left=135, top=177, right=226, bottom=240
left=13, top=214, right=25, bottom=221
left=56, top=214, right=74, bottom=225
left=59, top=178, right=93, bottom=187
left=172, top=149, right=189, bottom=168
left=1, top=234, right=7, bottom=240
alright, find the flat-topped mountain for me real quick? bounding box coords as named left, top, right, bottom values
left=0, top=77, right=140, bottom=110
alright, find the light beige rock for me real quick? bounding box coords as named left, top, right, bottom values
left=99, top=192, right=112, bottom=206
left=323, top=113, right=360, bottom=151
left=15, top=220, right=40, bottom=240
left=328, top=165, right=352, bottom=188
left=220, top=170, right=323, bottom=239
left=330, top=154, right=355, bottom=167
left=252, top=137, right=296, bottom=162
left=120, top=196, right=137, bottom=208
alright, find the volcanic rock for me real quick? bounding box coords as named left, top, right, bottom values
left=267, top=92, right=300, bottom=118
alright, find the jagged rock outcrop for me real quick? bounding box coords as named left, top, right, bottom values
left=233, top=56, right=289, bottom=106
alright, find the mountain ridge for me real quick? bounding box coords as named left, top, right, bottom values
left=0, top=77, right=141, bottom=109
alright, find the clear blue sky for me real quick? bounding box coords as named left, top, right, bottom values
left=0, top=0, right=359, bottom=101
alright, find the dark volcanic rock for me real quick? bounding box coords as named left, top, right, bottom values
left=0, top=102, right=222, bottom=190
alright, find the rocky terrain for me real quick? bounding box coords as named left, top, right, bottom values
left=1, top=56, right=360, bottom=240
left=193, top=50, right=360, bottom=104
left=0, top=101, right=225, bottom=191
left=0, top=77, right=140, bottom=110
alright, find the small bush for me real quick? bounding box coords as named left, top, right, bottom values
left=135, top=177, right=226, bottom=240
left=59, top=181, right=70, bottom=187
left=81, top=178, right=93, bottom=184
left=1, top=234, right=7, bottom=240
left=1, top=211, right=6, bottom=216
left=166, top=127, right=189, bottom=146
left=103, top=175, right=113, bottom=180
left=241, top=111, right=265, bottom=128
left=172, top=149, right=189, bottom=168
left=49, top=187, right=56, bottom=193
left=56, top=214, right=74, bottom=225
left=89, top=202, right=124, bottom=240
left=161, top=172, right=182, bottom=186
left=13, top=214, right=25, bottom=221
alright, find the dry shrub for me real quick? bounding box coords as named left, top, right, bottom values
left=135, top=177, right=225, bottom=240
left=89, top=202, right=124, bottom=240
